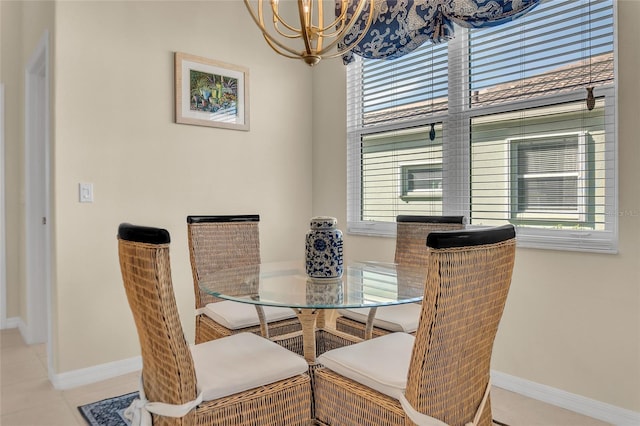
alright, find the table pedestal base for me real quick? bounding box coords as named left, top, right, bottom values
left=295, top=309, right=320, bottom=363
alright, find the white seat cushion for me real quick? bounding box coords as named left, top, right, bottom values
left=317, top=332, right=414, bottom=400
left=202, top=300, right=297, bottom=330
left=337, top=303, right=422, bottom=333
left=191, top=332, right=308, bottom=401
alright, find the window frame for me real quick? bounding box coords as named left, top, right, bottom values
left=347, top=17, right=618, bottom=253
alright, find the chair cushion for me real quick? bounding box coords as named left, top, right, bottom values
left=203, top=300, right=297, bottom=330
left=317, top=332, right=414, bottom=400
left=337, top=303, right=422, bottom=333
left=191, top=332, right=308, bottom=401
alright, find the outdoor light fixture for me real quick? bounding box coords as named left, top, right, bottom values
left=243, top=0, right=375, bottom=66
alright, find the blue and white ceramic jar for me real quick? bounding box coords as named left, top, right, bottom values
left=305, top=216, right=343, bottom=278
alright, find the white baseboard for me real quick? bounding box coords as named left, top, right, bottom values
left=1, top=319, right=141, bottom=390
left=1, top=316, right=19, bottom=329
left=50, top=355, right=141, bottom=390
left=492, top=370, right=640, bottom=426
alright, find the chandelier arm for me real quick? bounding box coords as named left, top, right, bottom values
left=316, top=0, right=375, bottom=56
left=310, top=0, right=351, bottom=36
left=245, top=0, right=309, bottom=57
left=244, top=0, right=268, bottom=34
left=316, top=0, right=324, bottom=51
left=253, top=0, right=309, bottom=40
left=296, top=0, right=355, bottom=44
left=271, top=4, right=305, bottom=35
left=273, top=21, right=305, bottom=39
left=263, top=29, right=314, bottom=57
left=268, top=1, right=346, bottom=43
left=263, top=35, right=308, bottom=60
left=298, top=0, right=314, bottom=56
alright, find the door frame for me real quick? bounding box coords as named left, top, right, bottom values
left=0, top=84, right=6, bottom=329
left=24, top=31, right=52, bottom=371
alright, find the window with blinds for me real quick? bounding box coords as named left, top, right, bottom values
left=346, top=0, right=617, bottom=252
left=510, top=133, right=584, bottom=216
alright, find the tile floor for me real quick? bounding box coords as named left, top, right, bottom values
left=1, top=328, right=611, bottom=426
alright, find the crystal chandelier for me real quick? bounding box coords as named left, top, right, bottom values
left=243, top=0, right=375, bottom=66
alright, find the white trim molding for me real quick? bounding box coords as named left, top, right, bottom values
left=492, top=370, right=640, bottom=426
left=3, top=317, right=20, bottom=329
left=50, top=355, right=142, bottom=390
left=0, top=83, right=6, bottom=330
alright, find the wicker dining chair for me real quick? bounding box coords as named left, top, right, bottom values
left=314, top=224, right=516, bottom=426
left=334, top=215, right=465, bottom=339
left=117, top=223, right=311, bottom=426
left=187, top=215, right=302, bottom=345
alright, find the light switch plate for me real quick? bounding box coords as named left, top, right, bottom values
left=79, top=183, right=93, bottom=203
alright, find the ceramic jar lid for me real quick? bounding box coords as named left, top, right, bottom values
left=309, top=216, right=337, bottom=230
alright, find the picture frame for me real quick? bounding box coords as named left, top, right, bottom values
left=175, top=52, right=249, bottom=131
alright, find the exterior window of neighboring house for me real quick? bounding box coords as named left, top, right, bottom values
left=510, top=133, right=585, bottom=219
left=346, top=0, right=616, bottom=252
left=402, top=164, right=442, bottom=198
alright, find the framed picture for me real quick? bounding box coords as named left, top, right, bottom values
left=175, top=52, right=249, bottom=131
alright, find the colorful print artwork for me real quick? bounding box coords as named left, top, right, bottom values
left=189, top=70, right=238, bottom=119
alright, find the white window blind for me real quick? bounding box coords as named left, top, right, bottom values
left=361, top=43, right=449, bottom=126
left=347, top=0, right=617, bottom=253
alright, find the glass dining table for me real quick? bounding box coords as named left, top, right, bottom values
left=198, top=260, right=427, bottom=363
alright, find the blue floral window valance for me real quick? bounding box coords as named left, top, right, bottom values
left=338, top=0, right=541, bottom=64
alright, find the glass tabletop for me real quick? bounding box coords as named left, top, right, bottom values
left=198, top=260, right=426, bottom=309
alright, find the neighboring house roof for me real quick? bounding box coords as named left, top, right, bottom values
left=364, top=53, right=614, bottom=126
left=472, top=53, right=614, bottom=107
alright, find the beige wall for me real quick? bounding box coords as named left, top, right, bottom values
left=312, top=0, right=640, bottom=413
left=53, top=0, right=315, bottom=373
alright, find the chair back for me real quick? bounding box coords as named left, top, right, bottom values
left=117, top=223, right=197, bottom=425
left=405, top=224, right=516, bottom=426
left=186, top=215, right=260, bottom=309
left=394, top=215, right=465, bottom=266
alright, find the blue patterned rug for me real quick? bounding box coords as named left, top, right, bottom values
left=78, top=391, right=138, bottom=426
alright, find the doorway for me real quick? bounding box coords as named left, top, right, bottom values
left=24, top=32, right=51, bottom=368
